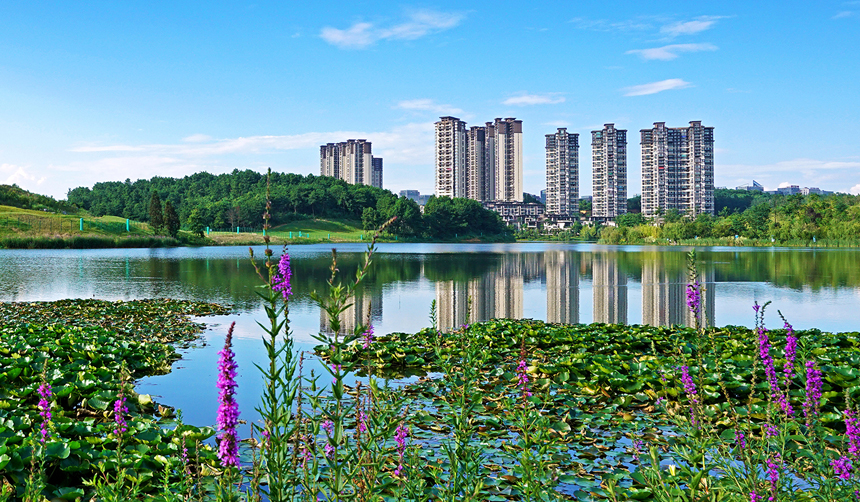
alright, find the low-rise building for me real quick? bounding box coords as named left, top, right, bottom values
left=482, top=201, right=545, bottom=229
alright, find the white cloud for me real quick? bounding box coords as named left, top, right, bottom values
left=851, top=184, right=860, bottom=195
left=71, top=145, right=146, bottom=152
left=503, top=93, right=565, bottom=106
left=569, top=17, right=653, bottom=32
left=543, top=120, right=571, bottom=128
left=1, top=163, right=47, bottom=186
left=660, top=16, right=725, bottom=37
left=183, top=134, right=213, bottom=143
left=396, top=99, right=463, bottom=115
left=320, top=22, right=375, bottom=49
left=623, top=79, right=692, bottom=96
left=321, top=9, right=464, bottom=49
left=833, top=10, right=855, bottom=18
left=69, top=123, right=436, bottom=166
left=626, top=43, right=717, bottom=61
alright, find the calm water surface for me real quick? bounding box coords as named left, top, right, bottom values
left=2, top=242, right=858, bottom=433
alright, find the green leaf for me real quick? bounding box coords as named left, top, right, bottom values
left=45, top=441, right=71, bottom=459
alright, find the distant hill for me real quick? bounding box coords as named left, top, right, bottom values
left=0, top=184, right=78, bottom=213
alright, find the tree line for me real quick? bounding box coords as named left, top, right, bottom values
left=1, top=184, right=78, bottom=213
left=604, top=190, right=860, bottom=244
left=66, top=170, right=510, bottom=240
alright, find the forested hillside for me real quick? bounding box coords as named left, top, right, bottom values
left=68, top=170, right=387, bottom=227
left=66, top=170, right=510, bottom=239
left=1, top=184, right=78, bottom=213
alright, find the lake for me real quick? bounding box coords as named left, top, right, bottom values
left=2, top=242, right=859, bottom=433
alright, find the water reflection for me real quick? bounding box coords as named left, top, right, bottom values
left=1, top=244, right=858, bottom=334
left=641, top=251, right=715, bottom=328
left=4, top=244, right=859, bottom=431
left=546, top=250, right=579, bottom=324
left=592, top=251, right=628, bottom=324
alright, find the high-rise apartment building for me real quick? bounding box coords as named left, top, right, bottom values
left=493, top=118, right=523, bottom=202
left=640, top=121, right=714, bottom=218
left=319, top=139, right=382, bottom=188
left=371, top=157, right=383, bottom=189
left=435, top=116, right=468, bottom=198
left=592, top=124, right=627, bottom=218
left=434, top=116, right=521, bottom=202
left=545, top=128, right=579, bottom=216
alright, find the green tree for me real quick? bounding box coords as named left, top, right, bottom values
left=149, top=191, right=164, bottom=234
left=627, top=195, right=641, bottom=213
left=164, top=200, right=180, bottom=238
left=616, top=212, right=646, bottom=227
left=187, top=207, right=204, bottom=238
left=362, top=207, right=382, bottom=231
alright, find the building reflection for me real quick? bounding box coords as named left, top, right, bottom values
left=592, top=252, right=627, bottom=324
left=546, top=250, right=579, bottom=324
left=434, top=254, right=525, bottom=332
left=641, top=252, right=715, bottom=328
left=319, top=287, right=383, bottom=335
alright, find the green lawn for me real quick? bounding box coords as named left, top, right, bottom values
left=0, top=205, right=151, bottom=237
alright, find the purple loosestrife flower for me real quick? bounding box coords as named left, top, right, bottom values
left=736, top=431, right=746, bottom=450
left=680, top=366, right=699, bottom=406
left=113, top=394, right=128, bottom=436
left=759, top=327, right=794, bottom=416
left=216, top=322, right=240, bottom=468
left=324, top=443, right=335, bottom=459
left=271, top=253, right=293, bottom=300
left=516, top=359, right=532, bottom=398
left=331, top=364, right=342, bottom=385
left=393, top=423, right=410, bottom=477
left=804, top=361, right=823, bottom=424
left=765, top=423, right=779, bottom=438
left=357, top=409, right=368, bottom=435
left=846, top=410, right=860, bottom=457
left=686, top=280, right=702, bottom=319
left=766, top=453, right=780, bottom=500
left=322, top=419, right=334, bottom=437
left=750, top=493, right=762, bottom=502
left=832, top=456, right=853, bottom=480
left=362, top=324, right=374, bottom=349
left=37, top=382, right=52, bottom=443
left=784, top=322, right=797, bottom=380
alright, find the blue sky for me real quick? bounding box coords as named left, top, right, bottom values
left=1, top=1, right=859, bottom=199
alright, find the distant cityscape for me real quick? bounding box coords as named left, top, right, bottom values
left=320, top=118, right=830, bottom=228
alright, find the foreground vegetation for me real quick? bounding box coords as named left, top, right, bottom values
left=0, top=299, right=230, bottom=499
left=5, top=247, right=860, bottom=500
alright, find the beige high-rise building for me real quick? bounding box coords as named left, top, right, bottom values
left=493, top=118, right=523, bottom=202
left=545, top=128, right=579, bottom=216
left=592, top=124, right=627, bottom=218
left=466, top=126, right=488, bottom=201
left=320, top=139, right=382, bottom=188
left=434, top=116, right=521, bottom=202
left=641, top=121, right=715, bottom=218
left=435, top=116, right=468, bottom=198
